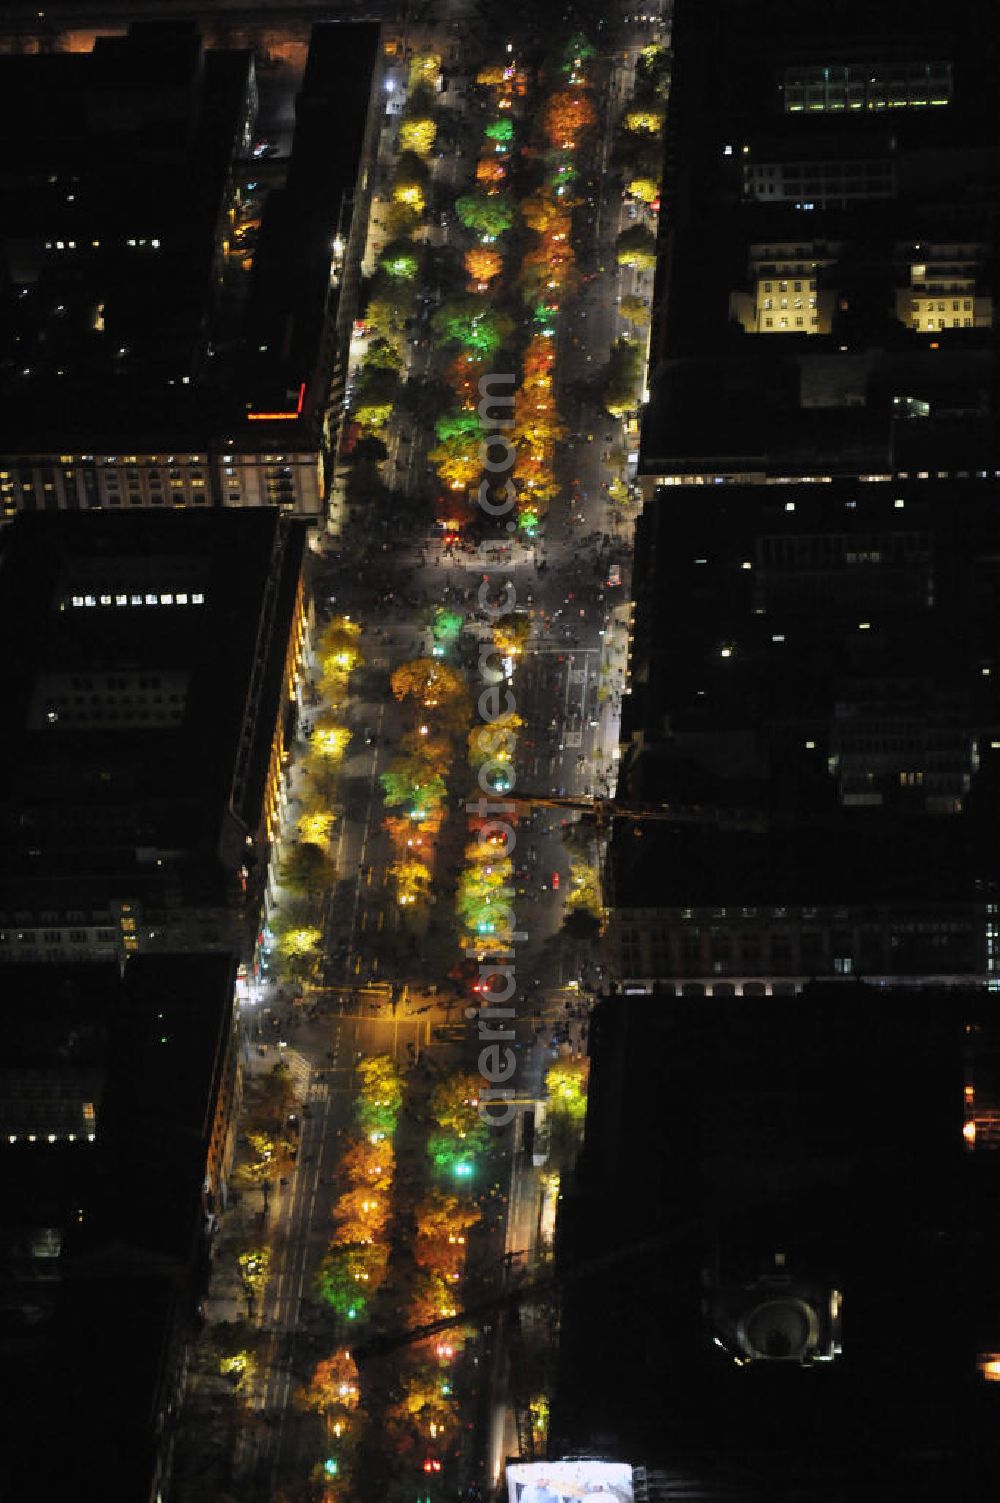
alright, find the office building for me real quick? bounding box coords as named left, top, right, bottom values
left=0, top=20, right=381, bottom=525
left=0, top=955, right=242, bottom=1503
left=0, top=508, right=310, bottom=975
left=552, top=987, right=1000, bottom=1498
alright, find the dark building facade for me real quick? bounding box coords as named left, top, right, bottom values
left=0, top=507, right=310, bottom=972
left=640, top=0, right=1000, bottom=483
left=614, top=0, right=1000, bottom=995
left=0, top=955, right=241, bottom=1503
left=0, top=19, right=382, bottom=522
left=553, top=987, right=1000, bottom=1498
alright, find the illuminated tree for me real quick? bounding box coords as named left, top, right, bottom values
left=400, top=116, right=437, bottom=157
left=442, top=351, right=488, bottom=402
left=408, top=51, right=441, bottom=89
left=298, top=1350, right=360, bottom=1445
left=381, top=750, right=447, bottom=813
left=415, top=1188, right=482, bottom=1242
left=608, top=477, right=630, bottom=506
left=430, top=298, right=513, bottom=357
left=476, top=66, right=507, bottom=87
left=391, top=658, right=467, bottom=712
left=238, top=1246, right=272, bottom=1300
left=270, top=904, right=323, bottom=981
left=280, top=840, right=335, bottom=897
left=409, top=1270, right=461, bottom=1327
left=543, top=89, right=596, bottom=147
left=211, top=1321, right=263, bottom=1392
left=332, top=1186, right=390, bottom=1242
left=318, top=617, right=363, bottom=674
left=615, top=224, right=657, bottom=269
left=390, top=857, right=433, bottom=907
left=454, top=191, right=514, bottom=237
left=475, top=157, right=507, bottom=186
left=627, top=176, right=660, bottom=203
left=314, top=1242, right=388, bottom=1319
left=378, top=240, right=420, bottom=281
left=241, top=1131, right=296, bottom=1187
left=391, top=151, right=429, bottom=213
left=433, top=407, right=479, bottom=444
left=428, top=432, right=482, bottom=491
left=619, top=293, right=650, bottom=325
left=298, top=806, right=335, bottom=846
left=565, top=859, right=602, bottom=917
left=366, top=296, right=408, bottom=341
left=429, top=1073, right=483, bottom=1136
left=356, top=1054, right=404, bottom=1114
left=521, top=192, right=571, bottom=237
left=467, top=709, right=522, bottom=767
left=483, top=116, right=514, bottom=142
left=340, top=1137, right=395, bottom=1191
left=388, top=1365, right=460, bottom=1441
left=623, top=106, right=662, bottom=134
left=310, top=720, right=352, bottom=763
left=464, top=247, right=503, bottom=286
left=545, top=1057, right=589, bottom=1120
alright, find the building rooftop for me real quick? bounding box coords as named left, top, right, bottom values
left=0, top=953, right=237, bottom=1503
left=0, top=19, right=380, bottom=458
left=640, top=0, right=1000, bottom=478
left=0, top=507, right=306, bottom=925
left=552, top=985, right=1000, bottom=1493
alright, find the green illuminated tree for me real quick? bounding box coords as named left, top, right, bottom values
left=378, top=239, right=420, bottom=282
left=430, top=298, right=513, bottom=358
left=454, top=191, right=514, bottom=238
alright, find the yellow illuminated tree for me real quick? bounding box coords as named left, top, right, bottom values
left=545, top=1057, right=589, bottom=1120
left=238, top=1246, right=272, bottom=1299
left=391, top=658, right=467, bottom=712
left=565, top=859, right=602, bottom=917
left=619, top=293, right=650, bottom=325
left=467, top=709, right=522, bottom=767
left=627, top=176, right=660, bottom=203
left=408, top=51, right=441, bottom=89
left=311, top=721, right=351, bottom=762
left=298, top=806, right=335, bottom=846
left=391, top=857, right=433, bottom=906
left=624, top=107, right=662, bottom=134
left=400, top=116, right=437, bottom=157
left=429, top=1073, right=482, bottom=1136
left=476, top=64, right=506, bottom=86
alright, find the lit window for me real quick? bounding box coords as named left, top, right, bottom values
left=115, top=595, right=127, bottom=606
left=161, top=593, right=173, bottom=605
left=192, top=592, right=205, bottom=604
left=145, top=593, right=158, bottom=605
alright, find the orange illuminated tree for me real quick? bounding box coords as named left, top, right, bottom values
left=543, top=89, right=596, bottom=147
